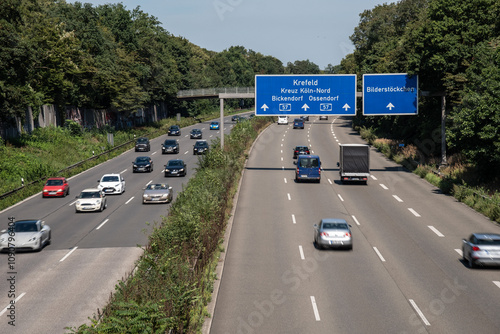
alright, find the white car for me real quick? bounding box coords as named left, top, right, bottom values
left=75, top=188, right=107, bottom=212
left=97, top=173, right=125, bottom=194
left=277, top=116, right=288, bottom=125
left=0, top=219, right=51, bottom=252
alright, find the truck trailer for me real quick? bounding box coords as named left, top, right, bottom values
left=338, top=144, right=370, bottom=184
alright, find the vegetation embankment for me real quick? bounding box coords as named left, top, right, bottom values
left=67, top=116, right=272, bottom=333
left=358, top=126, right=500, bottom=224
left=0, top=110, right=245, bottom=212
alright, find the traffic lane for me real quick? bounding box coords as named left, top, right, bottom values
left=333, top=174, right=500, bottom=332
left=0, top=247, right=142, bottom=334
left=211, top=168, right=323, bottom=333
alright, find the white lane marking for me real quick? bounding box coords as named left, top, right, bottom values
left=281, top=143, right=283, bottom=147
left=0, top=292, right=26, bottom=316
left=284, top=177, right=287, bottom=184
left=60, top=247, right=78, bottom=262
left=393, top=195, right=403, bottom=202
left=281, top=150, right=283, bottom=154
left=370, top=175, right=377, bottom=180
left=69, top=200, right=77, bottom=206
left=428, top=226, right=444, bottom=237
left=455, top=249, right=463, bottom=256
left=292, top=214, right=296, bottom=224
left=310, top=296, right=321, bottom=321
left=328, top=179, right=332, bottom=184
left=282, top=138, right=284, bottom=141
left=338, top=142, right=341, bottom=146
left=493, top=281, right=500, bottom=289
left=409, top=299, right=431, bottom=326
left=184, top=151, right=189, bottom=154
left=337, top=194, right=344, bottom=202
left=380, top=184, right=388, bottom=190
left=281, top=157, right=283, bottom=161
left=311, top=150, right=315, bottom=154
left=335, top=139, right=339, bottom=142
left=120, top=169, right=127, bottom=174
left=282, top=166, right=285, bottom=170
left=287, top=193, right=291, bottom=201
left=352, top=215, right=361, bottom=226
left=151, top=151, right=157, bottom=155
left=96, top=219, right=109, bottom=230
left=299, top=245, right=305, bottom=260
left=125, top=197, right=134, bottom=204
left=408, top=208, right=421, bottom=217
left=146, top=180, right=152, bottom=186
left=373, top=247, right=386, bottom=262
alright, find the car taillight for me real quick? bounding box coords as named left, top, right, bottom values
left=320, top=232, right=329, bottom=237
left=472, top=246, right=480, bottom=251
left=345, top=233, right=351, bottom=237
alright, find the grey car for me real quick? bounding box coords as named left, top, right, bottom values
left=0, top=219, right=51, bottom=252
left=314, top=218, right=352, bottom=250
left=142, top=183, right=173, bottom=204
left=462, top=233, right=500, bottom=268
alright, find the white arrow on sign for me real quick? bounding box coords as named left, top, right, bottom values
left=302, top=104, right=310, bottom=111
left=261, top=104, right=269, bottom=111
left=386, top=103, right=395, bottom=110
left=343, top=103, right=350, bottom=111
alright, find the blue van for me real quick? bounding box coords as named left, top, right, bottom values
left=295, top=155, right=321, bottom=183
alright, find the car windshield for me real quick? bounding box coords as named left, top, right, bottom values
left=14, top=222, right=38, bottom=233
left=170, top=126, right=179, bottom=130
left=476, top=238, right=500, bottom=245
left=196, top=142, right=208, bottom=147
left=80, top=191, right=101, bottom=198
left=146, top=184, right=168, bottom=190
left=164, top=140, right=176, bottom=145
left=322, top=223, right=348, bottom=230
left=102, top=176, right=119, bottom=182
left=296, top=146, right=308, bottom=151
left=300, top=158, right=319, bottom=168
left=46, top=179, right=63, bottom=186
left=135, top=157, right=150, bottom=163
left=167, top=161, right=183, bottom=167
left=136, top=138, right=148, bottom=143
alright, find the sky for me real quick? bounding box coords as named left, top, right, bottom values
left=71, top=0, right=395, bottom=70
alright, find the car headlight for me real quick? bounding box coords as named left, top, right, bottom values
left=145, top=164, right=150, bottom=167
left=95, top=200, right=101, bottom=205
left=179, top=168, right=184, bottom=172
left=57, top=188, right=63, bottom=192
left=133, top=164, right=138, bottom=167
left=28, top=236, right=39, bottom=242
left=143, top=194, right=149, bottom=198
left=43, top=189, right=49, bottom=192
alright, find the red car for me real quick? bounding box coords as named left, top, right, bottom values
left=42, top=177, right=70, bottom=197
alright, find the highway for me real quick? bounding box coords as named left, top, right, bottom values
left=210, top=116, right=500, bottom=333
left=0, top=115, right=246, bottom=333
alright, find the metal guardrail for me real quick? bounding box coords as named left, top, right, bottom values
left=177, top=87, right=254, bottom=98
left=0, top=139, right=135, bottom=201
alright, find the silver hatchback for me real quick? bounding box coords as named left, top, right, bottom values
left=462, top=233, right=500, bottom=268
left=314, top=218, right=352, bottom=250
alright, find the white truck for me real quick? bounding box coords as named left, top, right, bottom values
left=338, top=144, right=370, bottom=184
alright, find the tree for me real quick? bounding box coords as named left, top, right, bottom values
left=285, top=59, right=320, bottom=74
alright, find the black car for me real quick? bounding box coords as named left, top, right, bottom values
left=190, top=128, right=203, bottom=139
left=135, top=137, right=150, bottom=152
left=168, top=125, right=181, bottom=136
left=293, top=118, right=304, bottom=129
left=162, top=139, right=179, bottom=154
left=293, top=145, right=310, bottom=158
left=300, top=115, right=309, bottom=121
left=193, top=140, right=209, bottom=155
left=164, top=159, right=187, bottom=177
left=132, top=156, right=153, bottom=173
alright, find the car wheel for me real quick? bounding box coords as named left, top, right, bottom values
left=468, top=255, right=476, bottom=269
left=47, top=232, right=52, bottom=245
left=99, top=203, right=104, bottom=212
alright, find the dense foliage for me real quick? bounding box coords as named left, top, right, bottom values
left=345, top=0, right=500, bottom=182
left=0, top=0, right=288, bottom=121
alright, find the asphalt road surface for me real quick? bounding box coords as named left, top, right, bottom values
left=0, top=113, right=251, bottom=333
left=209, top=116, right=500, bottom=334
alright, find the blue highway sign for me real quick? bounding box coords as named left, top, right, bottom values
left=255, top=75, right=357, bottom=116
left=363, top=73, right=418, bottom=115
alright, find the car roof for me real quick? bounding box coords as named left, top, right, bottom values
left=101, top=173, right=120, bottom=177
left=81, top=188, right=101, bottom=192
left=167, top=159, right=184, bottom=163
left=46, top=177, right=65, bottom=180
left=472, top=233, right=500, bottom=240
left=295, top=145, right=308, bottom=149
left=14, top=219, right=40, bottom=224
left=321, top=218, right=347, bottom=224
left=297, top=154, right=319, bottom=159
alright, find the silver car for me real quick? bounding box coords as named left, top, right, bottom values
left=0, top=219, right=51, bottom=252
left=142, top=183, right=173, bottom=204
left=462, top=233, right=500, bottom=268
left=314, top=218, right=352, bottom=250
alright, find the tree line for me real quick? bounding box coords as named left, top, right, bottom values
left=339, top=0, right=499, bottom=181
left=0, top=0, right=323, bottom=122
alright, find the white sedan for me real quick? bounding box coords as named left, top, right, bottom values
left=0, top=219, right=51, bottom=252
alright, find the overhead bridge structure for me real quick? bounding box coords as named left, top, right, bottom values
left=177, top=87, right=255, bottom=148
